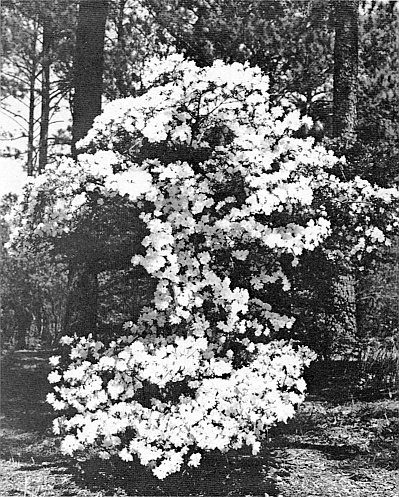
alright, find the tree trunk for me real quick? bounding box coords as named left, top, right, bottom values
left=64, top=261, right=99, bottom=336
left=14, top=307, right=32, bottom=350
left=333, top=0, right=359, bottom=142
left=332, top=0, right=359, bottom=351
left=115, top=0, right=127, bottom=97
left=66, top=0, right=108, bottom=337
left=71, top=0, right=108, bottom=156
left=27, top=16, right=39, bottom=176
left=38, top=17, right=53, bottom=172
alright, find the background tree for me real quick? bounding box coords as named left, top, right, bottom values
left=38, top=12, right=54, bottom=172
left=65, top=0, right=109, bottom=337
left=71, top=0, right=108, bottom=154
left=332, top=0, right=359, bottom=142
left=329, top=0, right=360, bottom=349
left=1, top=0, right=76, bottom=174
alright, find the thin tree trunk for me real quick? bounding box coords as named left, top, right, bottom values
left=38, top=17, right=52, bottom=172
left=117, top=0, right=126, bottom=48
left=15, top=307, right=32, bottom=350
left=27, top=16, right=39, bottom=176
left=115, top=0, right=127, bottom=97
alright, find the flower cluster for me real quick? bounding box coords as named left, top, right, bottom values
left=48, top=334, right=314, bottom=479
left=7, top=55, right=399, bottom=478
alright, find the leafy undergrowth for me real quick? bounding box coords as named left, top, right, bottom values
left=0, top=350, right=398, bottom=497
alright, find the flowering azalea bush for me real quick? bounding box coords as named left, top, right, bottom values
left=7, top=55, right=399, bottom=478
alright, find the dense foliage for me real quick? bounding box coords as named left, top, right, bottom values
left=6, top=56, right=399, bottom=477
left=0, top=195, right=67, bottom=349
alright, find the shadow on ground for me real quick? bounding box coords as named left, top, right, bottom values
left=67, top=450, right=281, bottom=496
left=0, top=350, right=65, bottom=468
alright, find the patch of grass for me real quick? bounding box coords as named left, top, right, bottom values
left=1, top=351, right=398, bottom=497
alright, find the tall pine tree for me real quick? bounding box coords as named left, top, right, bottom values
left=332, top=0, right=359, bottom=348
left=65, top=0, right=108, bottom=337
left=72, top=0, right=108, bottom=155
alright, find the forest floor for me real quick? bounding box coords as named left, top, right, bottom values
left=0, top=350, right=398, bottom=497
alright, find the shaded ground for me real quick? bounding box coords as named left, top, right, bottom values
left=0, top=350, right=398, bottom=496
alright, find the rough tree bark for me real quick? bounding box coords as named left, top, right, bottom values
left=65, top=0, right=108, bottom=337
left=333, top=0, right=359, bottom=143
left=71, top=0, right=108, bottom=155
left=332, top=0, right=359, bottom=350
